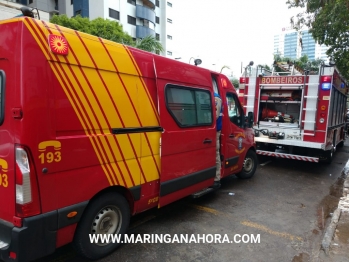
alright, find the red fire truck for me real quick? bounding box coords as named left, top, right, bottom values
left=0, top=16, right=257, bottom=261
left=239, top=61, right=348, bottom=163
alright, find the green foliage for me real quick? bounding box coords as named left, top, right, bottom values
left=258, top=64, right=271, bottom=71
left=50, top=15, right=163, bottom=52
left=286, top=0, right=349, bottom=79
left=135, top=35, right=163, bottom=53
left=230, top=78, right=239, bottom=89
left=89, top=17, right=134, bottom=45
left=273, top=54, right=323, bottom=74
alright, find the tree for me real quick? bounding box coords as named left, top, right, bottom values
left=50, top=15, right=163, bottom=53
left=230, top=78, right=239, bottom=89
left=272, top=54, right=323, bottom=74
left=135, top=35, right=163, bottom=53
left=286, top=0, right=349, bottom=79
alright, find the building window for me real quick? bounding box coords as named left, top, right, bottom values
left=156, top=33, right=160, bottom=40
left=167, top=51, right=172, bottom=56
left=167, top=35, right=172, bottom=40
left=71, top=0, right=73, bottom=4
left=156, top=16, right=160, bottom=24
left=109, top=8, right=119, bottom=20
left=167, top=2, right=172, bottom=7
left=127, top=0, right=136, bottom=5
left=166, top=85, right=213, bottom=127
left=156, top=0, right=159, bottom=7
left=29, top=0, right=33, bottom=4
left=128, top=15, right=136, bottom=25
left=167, top=18, right=172, bottom=23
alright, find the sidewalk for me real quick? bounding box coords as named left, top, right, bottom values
left=321, top=160, right=349, bottom=261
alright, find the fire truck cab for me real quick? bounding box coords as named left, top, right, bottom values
left=0, top=17, right=256, bottom=261
left=239, top=61, right=348, bottom=163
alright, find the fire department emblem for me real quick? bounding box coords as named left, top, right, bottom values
left=48, top=35, right=69, bottom=55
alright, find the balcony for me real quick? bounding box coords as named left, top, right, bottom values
left=142, top=0, right=155, bottom=9
left=136, top=25, right=155, bottom=39
left=136, top=5, right=155, bottom=24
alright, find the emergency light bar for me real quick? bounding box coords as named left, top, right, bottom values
left=321, top=76, right=332, bottom=90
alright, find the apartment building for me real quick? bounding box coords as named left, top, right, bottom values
left=0, top=0, right=176, bottom=57
left=61, top=0, right=177, bottom=57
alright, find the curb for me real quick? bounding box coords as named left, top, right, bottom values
left=321, top=159, right=349, bottom=254
left=321, top=208, right=341, bottom=254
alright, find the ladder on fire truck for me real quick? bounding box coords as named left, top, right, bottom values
left=271, top=62, right=303, bottom=76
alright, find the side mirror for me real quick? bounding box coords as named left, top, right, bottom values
left=247, top=111, right=254, bottom=128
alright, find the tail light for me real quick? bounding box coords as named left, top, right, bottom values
left=321, top=75, right=332, bottom=90
left=15, top=146, right=41, bottom=217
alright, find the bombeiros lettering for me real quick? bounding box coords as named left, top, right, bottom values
left=261, top=76, right=303, bottom=85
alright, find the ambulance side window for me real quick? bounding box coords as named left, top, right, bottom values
left=226, top=93, right=242, bottom=127
left=0, top=71, right=4, bottom=125
left=166, top=84, right=213, bottom=127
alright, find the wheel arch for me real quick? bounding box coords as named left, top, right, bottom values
left=87, top=186, right=135, bottom=216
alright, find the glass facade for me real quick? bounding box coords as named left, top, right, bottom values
left=73, top=0, right=89, bottom=17
left=300, top=31, right=316, bottom=60
left=283, top=32, right=297, bottom=59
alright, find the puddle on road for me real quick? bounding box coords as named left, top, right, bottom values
left=292, top=252, right=310, bottom=262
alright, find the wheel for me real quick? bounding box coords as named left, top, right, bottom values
left=323, top=148, right=334, bottom=164
left=236, top=150, right=258, bottom=179
left=73, top=192, right=130, bottom=260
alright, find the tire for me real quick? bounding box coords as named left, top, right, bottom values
left=323, top=148, right=334, bottom=164
left=236, top=150, right=258, bottom=179
left=73, top=192, right=130, bottom=260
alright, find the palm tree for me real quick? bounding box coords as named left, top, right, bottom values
left=135, top=35, right=164, bottom=53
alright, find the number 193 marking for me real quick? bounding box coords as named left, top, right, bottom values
left=0, top=174, right=8, bottom=188
left=39, top=151, right=61, bottom=164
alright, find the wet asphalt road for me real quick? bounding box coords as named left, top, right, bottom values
left=36, top=143, right=349, bottom=262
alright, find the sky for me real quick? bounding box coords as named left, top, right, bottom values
left=172, top=0, right=304, bottom=78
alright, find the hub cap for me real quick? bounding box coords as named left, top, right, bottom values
left=243, top=157, right=253, bottom=173
left=91, top=206, right=122, bottom=246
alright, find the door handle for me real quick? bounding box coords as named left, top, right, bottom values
left=203, top=139, right=212, bottom=144
left=229, top=134, right=235, bottom=138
